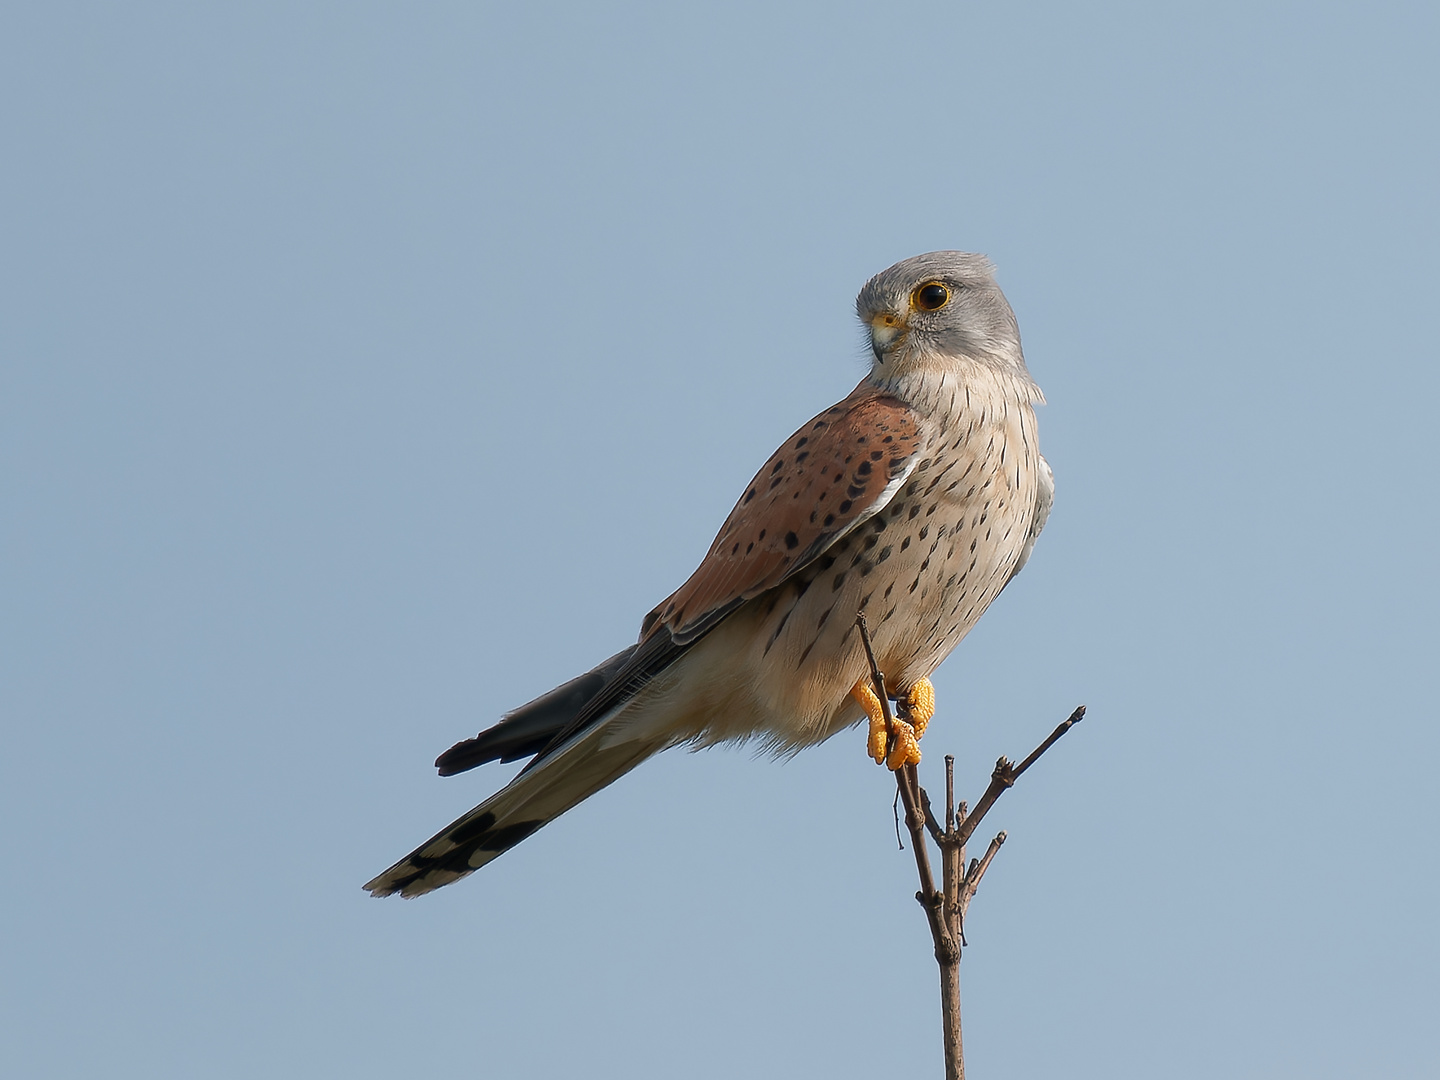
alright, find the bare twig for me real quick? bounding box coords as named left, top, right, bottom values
left=856, top=615, right=954, bottom=961
left=955, top=705, right=1085, bottom=848
left=959, top=832, right=1006, bottom=919
left=945, top=755, right=956, bottom=834
left=1013, top=706, right=1086, bottom=778
left=919, top=785, right=946, bottom=845
left=854, top=614, right=1085, bottom=1080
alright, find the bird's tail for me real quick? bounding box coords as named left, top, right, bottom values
left=363, top=705, right=669, bottom=898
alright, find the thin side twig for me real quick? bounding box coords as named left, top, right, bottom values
left=955, top=706, right=1085, bottom=847
left=919, top=785, right=946, bottom=845
left=959, top=832, right=1006, bottom=920
left=1012, top=705, right=1087, bottom=779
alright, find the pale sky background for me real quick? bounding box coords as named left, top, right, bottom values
left=3, top=3, right=1438, bottom=1078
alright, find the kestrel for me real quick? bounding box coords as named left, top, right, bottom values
left=365, top=251, right=1052, bottom=898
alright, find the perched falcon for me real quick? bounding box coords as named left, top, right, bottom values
left=365, top=251, right=1052, bottom=898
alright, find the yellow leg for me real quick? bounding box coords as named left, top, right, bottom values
left=849, top=677, right=923, bottom=770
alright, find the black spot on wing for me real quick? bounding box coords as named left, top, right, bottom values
left=476, top=819, right=545, bottom=852
left=383, top=815, right=549, bottom=896
left=446, top=811, right=497, bottom=845
left=391, top=842, right=481, bottom=889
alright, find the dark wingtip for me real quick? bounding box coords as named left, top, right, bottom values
left=435, top=737, right=485, bottom=776
left=436, top=731, right=558, bottom=775
left=432, top=648, right=641, bottom=776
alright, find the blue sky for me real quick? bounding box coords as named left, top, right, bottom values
left=3, top=3, right=1437, bottom=1077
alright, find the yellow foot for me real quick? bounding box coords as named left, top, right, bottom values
left=898, top=677, right=935, bottom=739
left=884, top=717, right=922, bottom=770
left=852, top=678, right=889, bottom=764
left=849, top=677, right=924, bottom=770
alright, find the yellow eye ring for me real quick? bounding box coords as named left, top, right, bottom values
left=911, top=282, right=951, bottom=311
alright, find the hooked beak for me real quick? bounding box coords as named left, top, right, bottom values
left=869, top=312, right=907, bottom=362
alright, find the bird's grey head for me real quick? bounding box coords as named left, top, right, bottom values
left=855, top=251, right=1030, bottom=382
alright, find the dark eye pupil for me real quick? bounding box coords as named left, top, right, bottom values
left=918, top=284, right=948, bottom=310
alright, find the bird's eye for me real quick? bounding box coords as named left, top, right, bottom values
left=912, top=282, right=950, bottom=311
